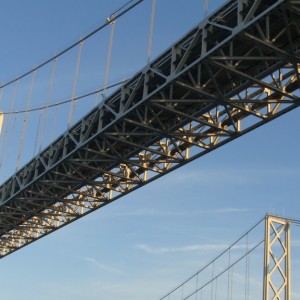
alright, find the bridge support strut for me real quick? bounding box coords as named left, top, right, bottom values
left=263, top=215, right=291, bottom=300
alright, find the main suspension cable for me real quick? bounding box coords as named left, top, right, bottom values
left=159, top=216, right=265, bottom=300
left=0, top=0, right=144, bottom=90
left=1, top=80, right=127, bottom=115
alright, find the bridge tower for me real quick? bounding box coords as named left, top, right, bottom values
left=263, top=215, right=291, bottom=300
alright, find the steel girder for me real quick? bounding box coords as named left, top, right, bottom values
left=0, top=0, right=299, bottom=257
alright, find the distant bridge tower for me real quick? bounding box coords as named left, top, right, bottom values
left=263, top=215, right=291, bottom=300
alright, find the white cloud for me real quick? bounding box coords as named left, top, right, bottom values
left=165, top=167, right=300, bottom=187
left=82, top=257, right=123, bottom=274
left=103, top=207, right=252, bottom=219
left=167, top=169, right=249, bottom=185
left=200, top=208, right=252, bottom=214
left=136, top=243, right=230, bottom=254
left=104, top=208, right=186, bottom=218
left=136, top=241, right=261, bottom=255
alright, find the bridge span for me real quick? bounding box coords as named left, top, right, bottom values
left=0, top=0, right=299, bottom=259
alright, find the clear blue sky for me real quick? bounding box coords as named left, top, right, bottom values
left=0, top=1, right=299, bottom=299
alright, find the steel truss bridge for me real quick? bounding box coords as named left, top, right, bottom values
left=0, top=0, right=299, bottom=258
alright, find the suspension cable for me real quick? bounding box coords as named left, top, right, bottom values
left=182, top=217, right=289, bottom=300
left=1, top=82, right=17, bottom=163
left=210, top=261, right=214, bottom=300
left=183, top=240, right=264, bottom=300
left=0, top=0, right=144, bottom=90
left=204, top=0, right=208, bottom=17
left=247, top=252, right=250, bottom=300
left=245, top=233, right=249, bottom=300
left=94, top=90, right=101, bottom=105
left=195, top=273, right=199, bottom=300
left=215, top=277, right=218, bottom=300
left=0, top=83, right=17, bottom=177
left=147, top=0, right=156, bottom=63
left=103, top=19, right=116, bottom=97
left=0, top=87, right=4, bottom=112
left=68, top=40, right=84, bottom=126
left=33, top=110, right=42, bottom=156
left=159, top=216, right=265, bottom=300
left=39, top=57, right=58, bottom=151
left=230, top=265, right=233, bottom=300
left=50, top=104, right=59, bottom=148
left=16, top=70, right=36, bottom=171
left=227, top=248, right=231, bottom=300
left=0, top=87, right=5, bottom=167
left=1, top=80, right=127, bottom=115
left=4, top=84, right=19, bottom=181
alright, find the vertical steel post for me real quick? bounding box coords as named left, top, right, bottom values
left=263, top=215, right=291, bottom=300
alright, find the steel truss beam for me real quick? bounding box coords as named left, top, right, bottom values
left=0, top=0, right=299, bottom=257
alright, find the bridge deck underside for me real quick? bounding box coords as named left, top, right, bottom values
left=0, top=0, right=299, bottom=257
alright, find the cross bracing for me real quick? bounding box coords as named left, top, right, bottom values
left=0, top=0, right=299, bottom=257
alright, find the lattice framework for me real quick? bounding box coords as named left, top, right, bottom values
left=0, top=0, right=299, bottom=257
left=263, top=215, right=291, bottom=300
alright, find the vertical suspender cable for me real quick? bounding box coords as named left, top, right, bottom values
left=4, top=81, right=19, bottom=178
left=68, top=41, right=84, bottom=126
left=5, top=110, right=17, bottom=174
left=0, top=87, right=4, bottom=117
left=0, top=88, right=4, bottom=174
left=0, top=87, right=4, bottom=104
left=16, top=70, right=36, bottom=171
left=50, top=103, right=59, bottom=145
left=103, top=19, right=116, bottom=97
left=245, top=234, right=250, bottom=300
left=33, top=109, right=42, bottom=156
left=204, top=0, right=208, bottom=17
left=215, top=278, right=218, bottom=300
left=94, top=91, right=100, bottom=105
left=181, top=284, right=184, bottom=300
left=0, top=87, right=4, bottom=178
left=147, top=0, right=156, bottom=63
left=0, top=87, right=5, bottom=166
left=230, top=265, right=233, bottom=300
left=210, top=261, right=214, bottom=300
left=195, top=273, right=199, bottom=300
left=227, top=249, right=231, bottom=300
left=40, top=57, right=57, bottom=151
left=247, top=254, right=250, bottom=300
left=245, top=234, right=247, bottom=300
left=1, top=81, right=18, bottom=174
